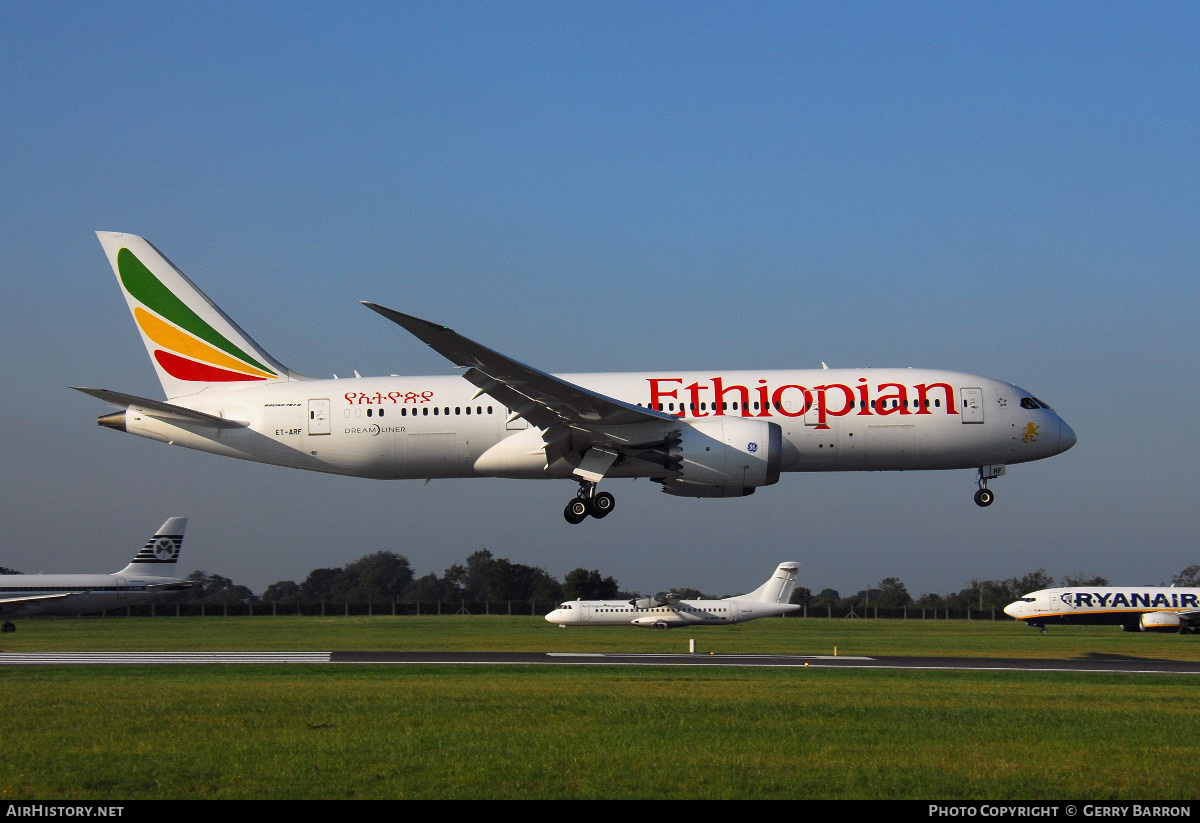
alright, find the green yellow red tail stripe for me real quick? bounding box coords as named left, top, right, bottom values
left=116, top=246, right=279, bottom=383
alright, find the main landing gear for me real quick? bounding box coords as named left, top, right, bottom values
left=2, top=621, right=16, bottom=633
left=974, top=465, right=1005, bottom=507
left=563, top=481, right=615, bottom=524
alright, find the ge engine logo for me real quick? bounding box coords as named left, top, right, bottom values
left=747, top=442, right=758, bottom=453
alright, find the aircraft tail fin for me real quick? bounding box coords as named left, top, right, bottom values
left=96, top=232, right=305, bottom=399
left=115, top=517, right=188, bottom=576
left=743, top=562, right=800, bottom=604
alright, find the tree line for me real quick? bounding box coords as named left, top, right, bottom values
left=158, top=552, right=1200, bottom=612
left=174, top=550, right=623, bottom=609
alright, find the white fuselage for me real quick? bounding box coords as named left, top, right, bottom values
left=116, top=368, right=1074, bottom=482
left=1004, top=587, right=1200, bottom=632
left=546, top=597, right=799, bottom=628
left=0, top=572, right=191, bottom=619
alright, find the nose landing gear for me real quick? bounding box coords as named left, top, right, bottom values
left=974, top=465, right=1005, bottom=507
left=563, top=481, right=616, bottom=524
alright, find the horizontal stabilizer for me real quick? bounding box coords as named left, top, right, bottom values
left=70, top=387, right=247, bottom=429
left=144, top=581, right=194, bottom=591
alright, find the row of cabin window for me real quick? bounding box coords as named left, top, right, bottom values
left=635, top=399, right=944, bottom=412
left=0, top=585, right=146, bottom=593
left=594, top=606, right=730, bottom=613
left=347, top=406, right=496, bottom=418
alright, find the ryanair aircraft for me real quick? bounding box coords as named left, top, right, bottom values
left=546, top=562, right=800, bottom=628
left=0, top=517, right=191, bottom=632
left=1005, top=586, right=1200, bottom=633
left=76, top=233, right=1077, bottom=523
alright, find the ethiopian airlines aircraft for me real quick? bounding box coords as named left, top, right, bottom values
left=76, top=232, right=1076, bottom=523
left=546, top=562, right=801, bottom=628
left=1005, top=587, right=1200, bottom=634
left=0, top=517, right=191, bottom=632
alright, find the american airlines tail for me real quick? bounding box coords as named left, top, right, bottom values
left=742, top=562, right=800, bottom=604
left=95, top=232, right=305, bottom=399
left=115, top=517, right=188, bottom=576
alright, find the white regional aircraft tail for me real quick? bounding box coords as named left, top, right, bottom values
left=94, top=232, right=304, bottom=399
left=743, top=561, right=800, bottom=603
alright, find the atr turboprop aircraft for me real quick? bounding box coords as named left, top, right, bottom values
left=546, top=562, right=801, bottom=628
left=1005, top=586, right=1200, bottom=634
left=0, top=517, right=191, bottom=632
left=76, top=232, right=1077, bottom=523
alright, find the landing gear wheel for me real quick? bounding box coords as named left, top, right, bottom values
left=564, top=498, right=589, bottom=524
left=1, top=622, right=15, bottom=633
left=974, top=488, right=995, bottom=507
left=588, top=491, right=615, bottom=519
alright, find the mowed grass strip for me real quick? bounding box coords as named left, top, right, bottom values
left=2, top=665, right=1199, bottom=800
left=6, top=613, right=1200, bottom=659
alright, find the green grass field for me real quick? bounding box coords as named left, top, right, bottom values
left=3, top=616, right=1199, bottom=799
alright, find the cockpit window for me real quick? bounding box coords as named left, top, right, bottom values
left=1020, top=597, right=1036, bottom=602
left=1032, top=397, right=1053, bottom=410
left=1020, top=398, right=1040, bottom=409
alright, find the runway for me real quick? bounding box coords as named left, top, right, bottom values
left=2, top=650, right=1199, bottom=674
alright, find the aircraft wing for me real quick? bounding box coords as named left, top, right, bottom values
left=361, top=302, right=678, bottom=433
left=1177, top=609, right=1200, bottom=625
left=144, top=581, right=193, bottom=592
left=0, top=592, right=83, bottom=615
left=71, top=387, right=248, bottom=429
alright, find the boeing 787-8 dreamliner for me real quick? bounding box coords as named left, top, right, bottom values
left=77, top=233, right=1076, bottom=523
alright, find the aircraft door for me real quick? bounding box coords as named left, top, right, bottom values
left=960, top=388, right=984, bottom=423
left=309, top=399, right=331, bottom=435
left=117, top=578, right=127, bottom=599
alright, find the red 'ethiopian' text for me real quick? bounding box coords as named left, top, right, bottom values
left=647, top=377, right=959, bottom=429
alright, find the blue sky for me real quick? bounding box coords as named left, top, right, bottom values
left=2, top=3, right=1197, bottom=600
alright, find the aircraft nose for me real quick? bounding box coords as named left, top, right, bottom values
left=1058, top=418, right=1077, bottom=453
left=1003, top=602, right=1019, bottom=619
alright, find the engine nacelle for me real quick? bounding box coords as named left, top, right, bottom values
left=1139, top=611, right=1183, bottom=633
left=656, top=418, right=782, bottom=498
left=629, top=593, right=675, bottom=609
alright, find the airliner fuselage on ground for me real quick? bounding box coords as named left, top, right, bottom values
left=77, top=233, right=1077, bottom=523
left=546, top=562, right=801, bottom=628
left=0, top=517, right=191, bottom=632
left=1005, top=587, right=1200, bottom=633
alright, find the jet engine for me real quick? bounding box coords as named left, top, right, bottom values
left=1138, top=612, right=1183, bottom=633
left=652, top=418, right=782, bottom=498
